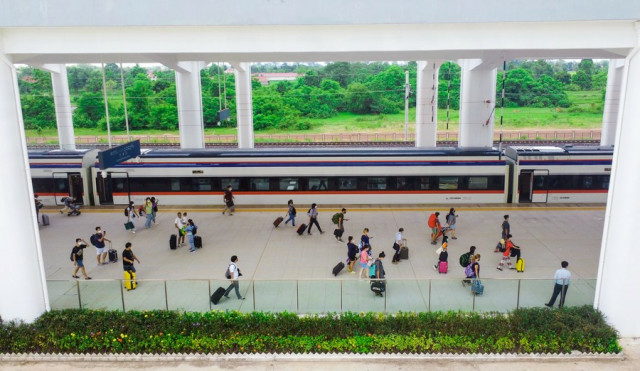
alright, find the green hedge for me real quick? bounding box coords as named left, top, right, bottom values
left=0, top=306, right=620, bottom=354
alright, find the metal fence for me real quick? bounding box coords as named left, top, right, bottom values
left=47, top=278, right=591, bottom=313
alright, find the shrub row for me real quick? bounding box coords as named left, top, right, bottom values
left=0, top=306, right=620, bottom=354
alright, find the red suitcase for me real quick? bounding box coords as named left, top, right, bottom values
left=273, top=216, right=284, bottom=227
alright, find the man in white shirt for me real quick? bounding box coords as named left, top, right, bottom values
left=224, top=255, right=244, bottom=300
left=545, top=261, right=571, bottom=308
left=392, top=228, right=407, bottom=264
left=174, top=212, right=185, bottom=246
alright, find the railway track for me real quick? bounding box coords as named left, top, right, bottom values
left=28, top=139, right=602, bottom=150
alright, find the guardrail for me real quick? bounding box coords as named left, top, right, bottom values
left=47, top=277, right=591, bottom=314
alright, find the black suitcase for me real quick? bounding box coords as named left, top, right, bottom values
left=370, top=280, right=386, bottom=294
left=211, top=287, right=226, bottom=305
left=332, top=261, right=345, bottom=276
left=273, top=216, right=284, bottom=227
left=399, top=246, right=409, bottom=260
left=194, top=235, right=202, bottom=248
left=170, top=234, right=177, bottom=250
left=108, top=249, right=118, bottom=263
left=297, top=224, right=307, bottom=235
left=42, top=214, right=50, bottom=226
left=333, top=228, right=344, bottom=238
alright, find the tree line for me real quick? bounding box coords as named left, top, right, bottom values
left=18, top=59, right=608, bottom=132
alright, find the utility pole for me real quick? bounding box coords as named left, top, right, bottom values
left=404, top=70, right=410, bottom=141
left=101, top=63, right=112, bottom=148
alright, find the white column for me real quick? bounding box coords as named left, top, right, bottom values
left=234, top=62, right=254, bottom=149
left=458, top=59, right=497, bottom=148
left=48, top=65, right=76, bottom=150
left=595, top=46, right=640, bottom=337
left=175, top=61, right=205, bottom=149
left=601, top=59, right=625, bottom=147
left=0, top=55, right=49, bottom=322
left=415, top=60, right=441, bottom=147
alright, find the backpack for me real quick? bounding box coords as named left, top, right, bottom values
left=332, top=213, right=342, bottom=225
left=225, top=263, right=235, bottom=279
left=307, top=208, right=312, bottom=217
left=465, top=263, right=474, bottom=278
left=60, top=197, right=68, bottom=203
left=124, top=207, right=129, bottom=216
left=192, top=226, right=198, bottom=235
left=90, top=234, right=99, bottom=247
left=459, top=252, right=471, bottom=268
left=369, top=263, right=377, bottom=278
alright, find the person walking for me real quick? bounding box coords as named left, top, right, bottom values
left=446, top=208, right=458, bottom=240
left=284, top=199, right=296, bottom=227
left=391, top=227, right=406, bottom=264
left=122, top=242, right=141, bottom=273
left=360, top=228, right=372, bottom=249
left=34, top=194, right=43, bottom=221
left=372, top=252, right=386, bottom=297
left=71, top=238, right=91, bottom=280
left=460, top=246, right=477, bottom=285
left=434, top=242, right=448, bottom=272
left=463, top=253, right=481, bottom=287
left=497, top=234, right=515, bottom=271
left=90, top=226, right=111, bottom=265
left=428, top=212, right=441, bottom=245
left=174, top=212, right=186, bottom=246
left=151, top=197, right=159, bottom=224
left=185, top=219, right=198, bottom=253
left=222, top=185, right=235, bottom=216
left=332, top=208, right=348, bottom=242
left=125, top=201, right=138, bottom=233
left=144, top=197, right=154, bottom=229
left=224, top=255, right=244, bottom=300
left=307, top=203, right=324, bottom=235
left=346, top=236, right=358, bottom=273
left=358, top=245, right=372, bottom=279
left=501, top=215, right=510, bottom=239
left=545, top=261, right=571, bottom=308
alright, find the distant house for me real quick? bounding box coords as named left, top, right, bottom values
left=21, top=75, right=38, bottom=83
left=146, top=71, right=157, bottom=81
left=252, top=72, right=302, bottom=85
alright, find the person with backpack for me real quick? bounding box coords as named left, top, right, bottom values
left=463, top=254, right=481, bottom=287
left=174, top=212, right=186, bottom=247
left=143, top=197, right=154, bottom=229
left=185, top=219, right=198, bottom=253
left=459, top=246, right=476, bottom=285
left=446, top=208, right=458, bottom=240
left=91, top=226, right=111, bottom=265
left=284, top=199, right=297, bottom=227
left=360, top=228, right=372, bottom=249
left=150, top=197, right=159, bottom=224
left=497, top=234, right=516, bottom=271
left=371, top=252, right=386, bottom=297
left=332, top=208, right=347, bottom=242
left=307, top=203, right=324, bottom=235
left=346, top=236, right=358, bottom=273
left=223, top=255, right=244, bottom=300
left=124, top=201, right=138, bottom=234
left=122, top=242, right=141, bottom=273
left=71, top=238, right=91, bottom=280
left=428, top=212, right=441, bottom=245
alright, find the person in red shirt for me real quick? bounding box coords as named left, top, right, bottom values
left=497, top=234, right=517, bottom=271
left=428, top=212, right=440, bottom=245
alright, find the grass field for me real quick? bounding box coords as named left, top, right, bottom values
left=25, top=91, right=605, bottom=137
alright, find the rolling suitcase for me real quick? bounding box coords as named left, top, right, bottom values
left=370, top=280, right=386, bottom=294
left=211, top=287, right=226, bottom=305
left=194, top=235, right=202, bottom=248
left=297, top=224, right=308, bottom=235
left=516, top=258, right=525, bottom=273
left=399, top=246, right=409, bottom=260
left=471, top=279, right=484, bottom=295
left=273, top=216, right=284, bottom=227
left=438, top=261, right=448, bottom=274
left=170, top=234, right=177, bottom=250
left=332, top=261, right=345, bottom=276
left=108, top=248, right=118, bottom=263
left=124, top=270, right=136, bottom=291
left=42, top=214, right=50, bottom=226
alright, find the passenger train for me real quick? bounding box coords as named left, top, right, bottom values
left=28, top=146, right=613, bottom=207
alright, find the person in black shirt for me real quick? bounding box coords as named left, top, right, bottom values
left=501, top=215, right=510, bottom=239
left=122, top=242, right=140, bottom=272
left=346, top=236, right=358, bottom=273
left=71, top=238, right=91, bottom=280
left=222, top=185, right=235, bottom=216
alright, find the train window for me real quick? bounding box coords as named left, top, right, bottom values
left=32, top=178, right=54, bottom=193
left=113, top=178, right=127, bottom=192
left=468, top=177, right=488, bottom=190
left=279, top=178, right=299, bottom=191
left=581, top=176, right=593, bottom=189
left=367, top=177, right=387, bottom=190
left=170, top=179, right=181, bottom=191
left=338, top=177, right=357, bottom=190
left=533, top=176, right=546, bottom=190
left=419, top=177, right=435, bottom=190
left=439, top=176, right=459, bottom=190
left=221, top=178, right=240, bottom=190
left=601, top=175, right=610, bottom=189
left=191, top=178, right=212, bottom=191
left=394, top=177, right=412, bottom=190
left=488, top=176, right=506, bottom=190
left=309, top=177, right=329, bottom=191
left=250, top=178, right=269, bottom=191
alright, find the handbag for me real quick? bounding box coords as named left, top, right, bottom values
left=124, top=221, right=134, bottom=230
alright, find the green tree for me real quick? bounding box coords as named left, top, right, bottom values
left=324, top=62, right=351, bottom=88
left=554, top=71, right=571, bottom=85
left=150, top=104, right=178, bottom=130
left=345, top=82, right=373, bottom=114
left=578, top=59, right=595, bottom=76
left=572, top=70, right=592, bottom=90
left=73, top=92, right=105, bottom=128
left=591, top=70, right=608, bottom=91
left=125, top=73, right=152, bottom=129
left=438, top=61, right=461, bottom=110
left=303, top=70, right=321, bottom=87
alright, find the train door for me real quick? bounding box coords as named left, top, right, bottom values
left=518, top=169, right=549, bottom=203
left=52, top=172, right=83, bottom=205
left=96, top=171, right=130, bottom=205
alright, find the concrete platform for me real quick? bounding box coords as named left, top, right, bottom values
left=38, top=205, right=605, bottom=313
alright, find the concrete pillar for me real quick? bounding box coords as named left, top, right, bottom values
left=175, top=61, right=206, bottom=149
left=595, top=45, right=640, bottom=337
left=48, top=65, right=76, bottom=150
left=415, top=60, right=441, bottom=147
left=458, top=59, right=497, bottom=147
left=601, top=59, right=625, bottom=147
left=234, top=62, right=254, bottom=149
left=0, top=55, right=49, bottom=322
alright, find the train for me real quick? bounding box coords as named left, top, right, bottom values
left=28, top=145, right=613, bottom=207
